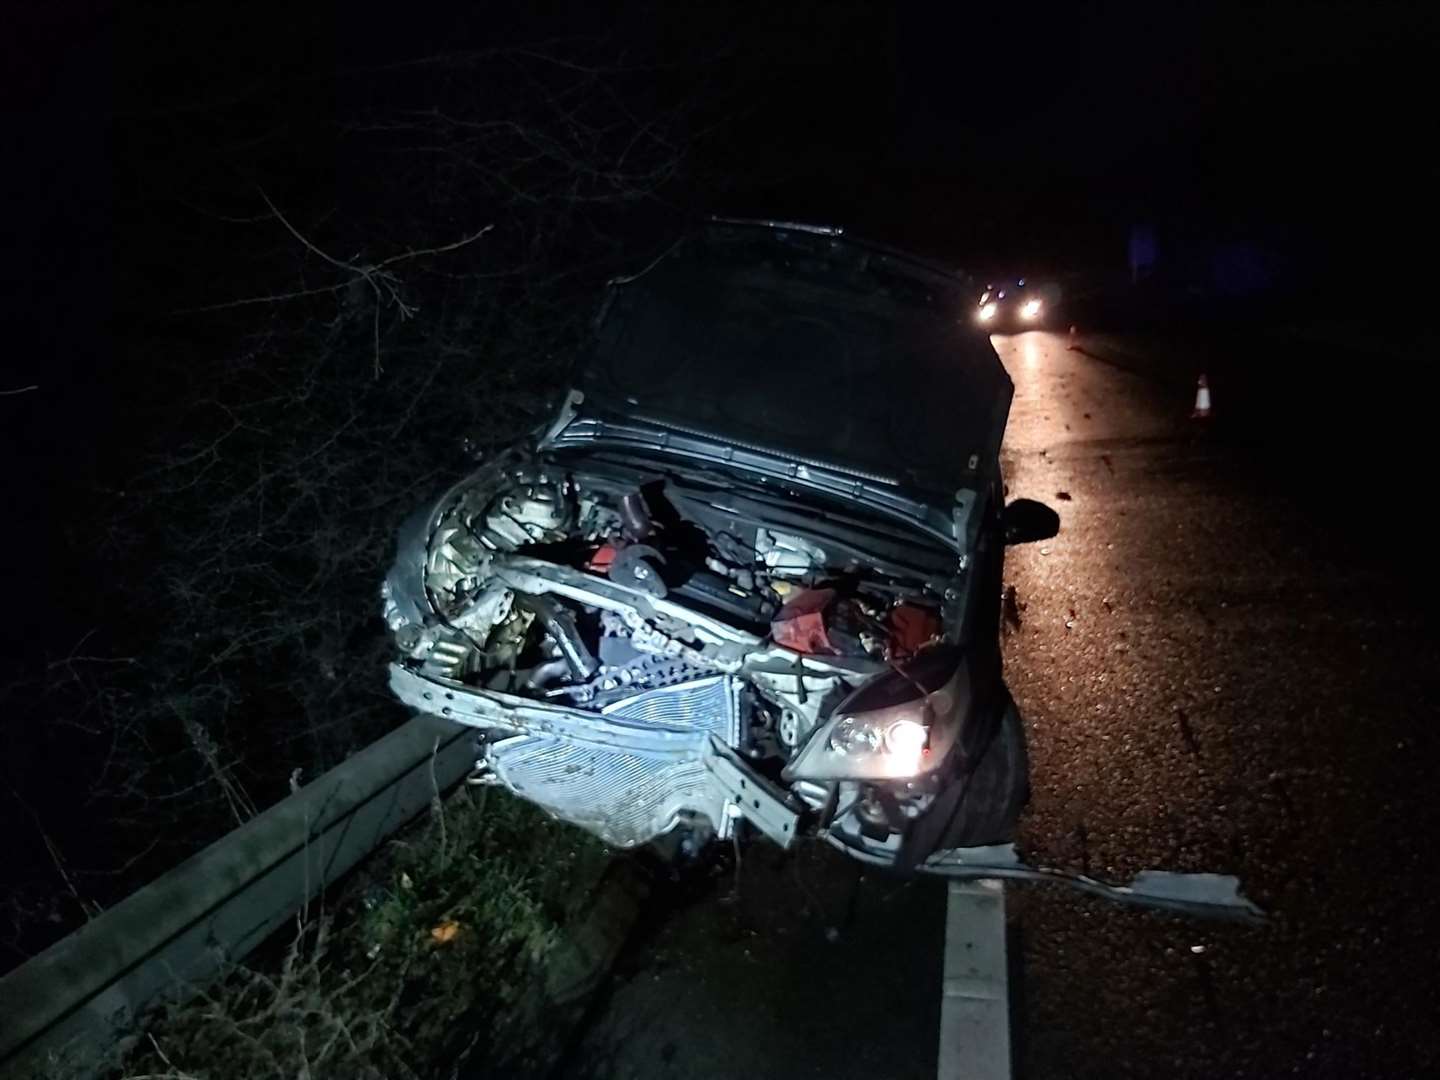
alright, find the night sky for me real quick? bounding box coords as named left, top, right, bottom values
left=10, top=1, right=1437, bottom=318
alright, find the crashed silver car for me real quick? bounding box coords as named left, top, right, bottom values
left=382, top=219, right=1059, bottom=871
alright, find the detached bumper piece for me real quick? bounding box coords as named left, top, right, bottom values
left=832, top=839, right=1267, bottom=923
left=704, top=740, right=800, bottom=849
left=390, top=664, right=799, bottom=849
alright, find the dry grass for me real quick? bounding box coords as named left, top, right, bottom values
left=84, top=787, right=609, bottom=1080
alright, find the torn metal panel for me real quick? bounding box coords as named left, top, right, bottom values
left=486, top=733, right=720, bottom=849
left=834, top=841, right=1268, bottom=923
left=391, top=665, right=726, bottom=750
left=396, top=664, right=801, bottom=847
left=924, top=845, right=1266, bottom=923
left=492, top=556, right=763, bottom=652
left=704, top=738, right=802, bottom=849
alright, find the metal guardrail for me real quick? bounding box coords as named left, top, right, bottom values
left=0, top=714, right=473, bottom=1078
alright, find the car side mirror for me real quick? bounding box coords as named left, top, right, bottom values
left=1002, top=498, right=1060, bottom=545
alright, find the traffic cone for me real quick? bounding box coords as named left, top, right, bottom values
left=1191, top=374, right=1212, bottom=420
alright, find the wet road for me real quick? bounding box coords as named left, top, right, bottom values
left=999, top=330, right=1439, bottom=1077
left=562, top=330, right=1440, bottom=1079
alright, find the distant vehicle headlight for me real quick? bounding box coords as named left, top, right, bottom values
left=1021, top=299, right=1042, bottom=319
left=978, top=302, right=998, bottom=322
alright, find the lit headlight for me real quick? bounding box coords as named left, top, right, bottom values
left=829, top=714, right=885, bottom=755
left=884, top=717, right=928, bottom=757
left=1020, top=299, right=1042, bottom=319
left=978, top=302, right=998, bottom=322
left=829, top=713, right=928, bottom=759
left=783, top=649, right=970, bottom=781
left=822, top=708, right=930, bottom=778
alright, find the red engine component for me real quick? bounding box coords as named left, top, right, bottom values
left=770, top=588, right=837, bottom=655
left=888, top=603, right=941, bottom=658
left=586, top=543, right=618, bottom=573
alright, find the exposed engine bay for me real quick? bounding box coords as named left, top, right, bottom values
left=383, top=452, right=976, bottom=856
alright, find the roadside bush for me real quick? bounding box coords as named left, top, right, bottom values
left=4, top=31, right=688, bottom=968
left=101, top=787, right=608, bottom=1080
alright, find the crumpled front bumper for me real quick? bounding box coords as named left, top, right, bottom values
left=389, top=664, right=800, bottom=849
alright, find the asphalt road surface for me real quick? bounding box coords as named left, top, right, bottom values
left=559, top=330, right=1440, bottom=1079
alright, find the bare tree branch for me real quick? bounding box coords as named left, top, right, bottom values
left=174, top=282, right=349, bottom=315
left=256, top=189, right=359, bottom=274
left=14, top=29, right=695, bottom=969
left=252, top=187, right=494, bottom=377
left=373, top=223, right=494, bottom=269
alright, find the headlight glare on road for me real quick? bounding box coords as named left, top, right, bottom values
left=1021, top=299, right=1042, bottom=319
left=979, top=302, right=998, bottom=322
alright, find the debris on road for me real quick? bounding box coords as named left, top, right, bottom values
left=430, top=920, right=462, bottom=944
left=916, top=845, right=1267, bottom=924
left=1002, top=584, right=1024, bottom=632
left=1191, top=374, right=1213, bottom=420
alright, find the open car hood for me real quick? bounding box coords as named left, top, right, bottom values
left=571, top=221, right=1014, bottom=497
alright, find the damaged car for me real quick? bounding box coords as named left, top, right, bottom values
left=382, top=219, right=1059, bottom=871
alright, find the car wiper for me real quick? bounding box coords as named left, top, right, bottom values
left=675, top=488, right=956, bottom=575
left=569, top=450, right=770, bottom=498
left=712, top=486, right=940, bottom=548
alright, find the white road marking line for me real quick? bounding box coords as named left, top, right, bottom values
left=937, top=878, right=1010, bottom=1080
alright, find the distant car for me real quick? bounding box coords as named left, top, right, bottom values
left=383, top=220, right=1059, bottom=872
left=975, top=278, right=1048, bottom=329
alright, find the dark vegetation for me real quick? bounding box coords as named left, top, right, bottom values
left=21, top=786, right=609, bottom=1079
left=4, top=0, right=906, bottom=973
left=0, top=5, right=719, bottom=968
